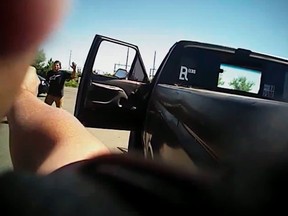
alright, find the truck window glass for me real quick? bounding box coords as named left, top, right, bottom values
left=129, top=57, right=146, bottom=81
left=218, top=64, right=262, bottom=94
left=92, top=41, right=136, bottom=77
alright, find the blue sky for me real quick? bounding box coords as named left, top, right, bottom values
left=42, top=0, right=288, bottom=73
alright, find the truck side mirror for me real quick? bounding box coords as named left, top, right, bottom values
left=114, top=68, right=128, bottom=79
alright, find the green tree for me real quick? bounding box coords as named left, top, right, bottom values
left=65, top=79, right=79, bottom=88
left=32, top=49, right=46, bottom=71
left=229, top=76, right=255, bottom=92
left=218, top=76, right=225, bottom=86
left=36, top=57, right=54, bottom=78
left=45, top=58, right=53, bottom=70
left=42, top=58, right=54, bottom=75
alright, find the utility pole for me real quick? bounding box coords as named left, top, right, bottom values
left=125, top=47, right=129, bottom=70
left=149, top=51, right=157, bottom=79
left=153, top=51, right=156, bottom=74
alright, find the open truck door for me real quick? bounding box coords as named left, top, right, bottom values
left=74, top=35, right=150, bottom=130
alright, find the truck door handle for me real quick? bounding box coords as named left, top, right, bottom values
left=89, top=82, right=128, bottom=107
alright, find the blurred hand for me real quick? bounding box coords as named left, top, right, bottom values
left=20, top=67, right=40, bottom=96
left=0, top=0, right=67, bottom=117
left=71, top=62, right=77, bottom=70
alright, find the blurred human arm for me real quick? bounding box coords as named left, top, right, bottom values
left=0, top=0, right=109, bottom=175
left=6, top=67, right=110, bottom=175
left=0, top=0, right=66, bottom=118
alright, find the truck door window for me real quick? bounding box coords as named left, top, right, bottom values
left=92, top=41, right=136, bottom=79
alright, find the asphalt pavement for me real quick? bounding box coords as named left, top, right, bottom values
left=0, top=87, right=129, bottom=173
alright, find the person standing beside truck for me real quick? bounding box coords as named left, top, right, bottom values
left=45, top=60, right=77, bottom=108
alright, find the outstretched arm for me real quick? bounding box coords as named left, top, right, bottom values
left=7, top=67, right=110, bottom=175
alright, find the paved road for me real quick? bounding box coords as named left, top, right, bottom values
left=0, top=87, right=129, bottom=173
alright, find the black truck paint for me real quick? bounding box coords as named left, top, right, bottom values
left=75, top=34, right=288, bottom=171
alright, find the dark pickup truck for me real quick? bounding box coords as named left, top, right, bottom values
left=74, top=34, right=288, bottom=172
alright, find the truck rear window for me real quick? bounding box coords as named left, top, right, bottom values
left=218, top=64, right=262, bottom=94
left=171, top=47, right=288, bottom=102
left=158, top=45, right=288, bottom=102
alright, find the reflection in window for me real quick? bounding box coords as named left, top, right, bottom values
left=218, top=64, right=261, bottom=94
